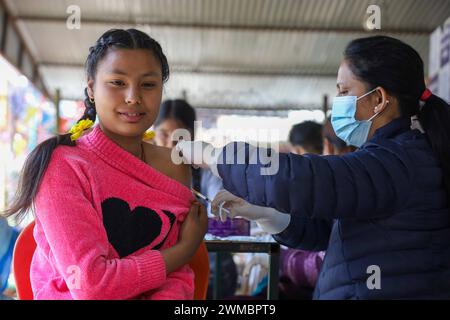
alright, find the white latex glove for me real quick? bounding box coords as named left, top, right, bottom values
left=175, top=140, right=221, bottom=174
left=211, top=190, right=291, bottom=234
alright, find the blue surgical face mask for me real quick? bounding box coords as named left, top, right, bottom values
left=331, top=88, right=381, bottom=148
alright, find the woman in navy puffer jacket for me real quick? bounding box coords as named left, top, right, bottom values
left=178, top=36, right=450, bottom=299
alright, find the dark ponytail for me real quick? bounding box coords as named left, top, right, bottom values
left=417, top=93, right=450, bottom=199
left=344, top=35, right=450, bottom=200
left=2, top=28, right=169, bottom=222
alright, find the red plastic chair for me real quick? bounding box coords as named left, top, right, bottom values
left=12, top=220, right=36, bottom=300
left=12, top=221, right=209, bottom=300
left=189, top=241, right=210, bottom=300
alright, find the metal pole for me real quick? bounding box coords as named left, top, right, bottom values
left=267, top=243, right=280, bottom=300
left=322, top=94, right=329, bottom=121
left=213, top=252, right=223, bottom=300
left=54, top=89, right=61, bottom=133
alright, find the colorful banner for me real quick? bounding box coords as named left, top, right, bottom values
left=0, top=57, right=56, bottom=213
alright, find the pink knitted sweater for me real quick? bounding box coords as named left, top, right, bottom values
left=30, top=126, right=195, bottom=300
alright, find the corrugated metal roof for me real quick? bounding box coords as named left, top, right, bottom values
left=9, top=0, right=450, bottom=31
left=16, top=20, right=431, bottom=71
left=4, top=0, right=449, bottom=109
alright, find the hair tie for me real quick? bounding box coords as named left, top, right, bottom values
left=142, top=130, right=155, bottom=141
left=420, top=88, right=432, bottom=102
left=69, top=119, right=94, bottom=141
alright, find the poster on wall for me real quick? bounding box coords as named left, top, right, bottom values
left=429, top=17, right=450, bottom=103
left=0, top=57, right=56, bottom=216
left=8, top=81, right=56, bottom=160
left=0, top=79, right=8, bottom=210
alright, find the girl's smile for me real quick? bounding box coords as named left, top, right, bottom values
left=117, top=111, right=147, bottom=123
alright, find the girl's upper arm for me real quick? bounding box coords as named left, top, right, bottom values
left=147, top=145, right=192, bottom=188
left=165, top=148, right=191, bottom=187
left=178, top=163, right=192, bottom=188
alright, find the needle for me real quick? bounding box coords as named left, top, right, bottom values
left=191, top=188, right=231, bottom=221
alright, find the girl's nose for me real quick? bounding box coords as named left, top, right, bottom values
left=125, top=88, right=141, bottom=105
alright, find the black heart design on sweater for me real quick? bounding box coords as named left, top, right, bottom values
left=101, top=197, right=176, bottom=258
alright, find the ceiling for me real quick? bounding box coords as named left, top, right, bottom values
left=3, top=0, right=450, bottom=110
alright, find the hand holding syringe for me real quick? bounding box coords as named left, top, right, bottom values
left=191, top=188, right=231, bottom=222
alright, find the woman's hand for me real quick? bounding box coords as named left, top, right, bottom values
left=211, top=190, right=291, bottom=234
left=211, top=190, right=257, bottom=221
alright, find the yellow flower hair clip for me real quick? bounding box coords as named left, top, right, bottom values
left=142, top=130, right=155, bottom=141
left=69, top=119, right=94, bottom=141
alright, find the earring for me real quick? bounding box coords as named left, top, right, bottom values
left=89, top=97, right=95, bottom=104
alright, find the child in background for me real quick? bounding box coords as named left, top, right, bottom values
left=153, top=99, right=238, bottom=299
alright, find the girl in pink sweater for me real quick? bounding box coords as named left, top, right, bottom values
left=2, top=29, right=208, bottom=300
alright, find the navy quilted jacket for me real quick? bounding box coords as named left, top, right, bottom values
left=216, top=117, right=450, bottom=299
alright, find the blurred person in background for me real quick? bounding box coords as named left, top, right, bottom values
left=288, top=121, right=323, bottom=155
left=153, top=99, right=238, bottom=299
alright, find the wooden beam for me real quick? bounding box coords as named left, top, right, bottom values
left=322, top=94, right=329, bottom=120
left=0, top=2, right=7, bottom=52
left=54, top=88, right=61, bottom=133
left=16, top=40, right=22, bottom=69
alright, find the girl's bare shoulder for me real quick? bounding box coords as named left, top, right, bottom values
left=144, top=142, right=191, bottom=187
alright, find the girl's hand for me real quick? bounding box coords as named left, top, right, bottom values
left=179, top=201, right=208, bottom=254
left=162, top=201, right=208, bottom=274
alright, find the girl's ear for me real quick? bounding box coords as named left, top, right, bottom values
left=87, top=78, right=95, bottom=99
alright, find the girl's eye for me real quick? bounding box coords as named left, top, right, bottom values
left=142, top=83, right=156, bottom=89
left=110, top=80, right=125, bottom=86
left=338, top=90, right=348, bottom=96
